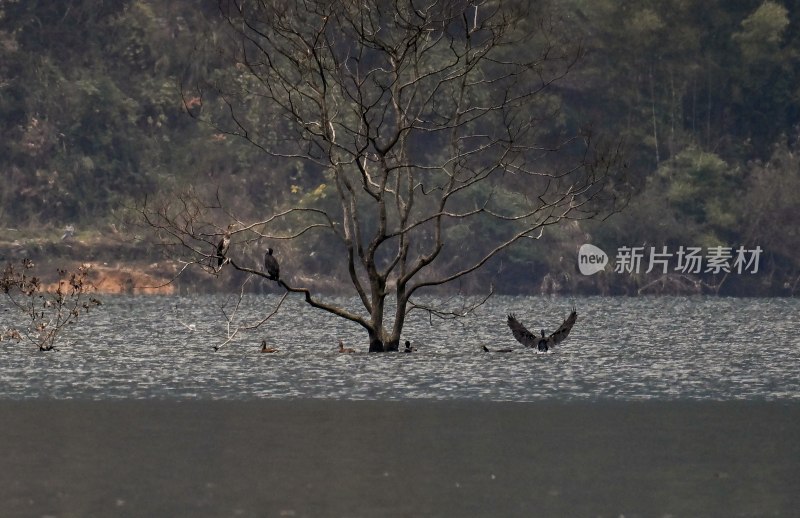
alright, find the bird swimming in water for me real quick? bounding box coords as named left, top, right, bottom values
left=215, top=224, right=235, bottom=267
left=507, top=307, right=577, bottom=352
left=264, top=247, right=280, bottom=281
left=482, top=345, right=514, bottom=353
left=260, top=340, right=278, bottom=353
left=338, top=339, right=355, bottom=353
left=403, top=340, right=417, bottom=353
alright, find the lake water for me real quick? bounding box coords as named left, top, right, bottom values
left=2, top=295, right=798, bottom=401
left=3, top=295, right=799, bottom=516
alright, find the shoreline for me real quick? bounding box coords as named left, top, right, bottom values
left=3, top=234, right=795, bottom=297
left=2, top=399, right=798, bottom=516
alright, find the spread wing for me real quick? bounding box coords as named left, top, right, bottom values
left=507, top=314, right=537, bottom=348
left=548, top=308, right=577, bottom=345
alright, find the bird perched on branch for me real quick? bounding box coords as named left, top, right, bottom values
left=264, top=247, right=280, bottom=281
left=215, top=224, right=235, bottom=267
left=507, top=307, right=577, bottom=352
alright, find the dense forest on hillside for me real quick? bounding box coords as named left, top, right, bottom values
left=1, top=0, right=798, bottom=295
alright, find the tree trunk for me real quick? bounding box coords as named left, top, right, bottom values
left=366, top=311, right=402, bottom=352
left=368, top=335, right=399, bottom=352
left=384, top=338, right=399, bottom=352
left=368, top=330, right=385, bottom=352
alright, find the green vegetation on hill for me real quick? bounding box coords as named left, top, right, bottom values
left=1, top=1, right=798, bottom=295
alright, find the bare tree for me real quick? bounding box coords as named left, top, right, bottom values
left=1, top=259, right=101, bottom=351
left=145, top=0, right=625, bottom=351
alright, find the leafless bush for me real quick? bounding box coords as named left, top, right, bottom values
left=1, top=259, right=101, bottom=351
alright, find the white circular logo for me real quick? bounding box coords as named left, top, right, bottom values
left=578, top=244, right=608, bottom=275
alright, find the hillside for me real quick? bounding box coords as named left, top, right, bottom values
left=1, top=1, right=798, bottom=296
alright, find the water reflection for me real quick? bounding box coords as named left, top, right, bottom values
left=1, top=295, right=798, bottom=401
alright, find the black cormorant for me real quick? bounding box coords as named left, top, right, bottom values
left=507, top=307, right=577, bottom=352
left=264, top=247, right=280, bottom=281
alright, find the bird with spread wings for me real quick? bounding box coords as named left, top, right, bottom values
left=507, top=307, right=577, bottom=352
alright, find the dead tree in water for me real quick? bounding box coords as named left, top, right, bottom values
left=143, top=1, right=626, bottom=351
left=1, top=259, right=101, bottom=351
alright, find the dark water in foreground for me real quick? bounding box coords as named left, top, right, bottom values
left=1, top=295, right=798, bottom=401
left=2, top=296, right=798, bottom=517
left=2, top=400, right=798, bottom=517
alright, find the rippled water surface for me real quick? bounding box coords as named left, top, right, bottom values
left=2, top=295, right=798, bottom=401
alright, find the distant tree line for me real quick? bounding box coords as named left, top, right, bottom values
left=1, top=0, right=797, bottom=295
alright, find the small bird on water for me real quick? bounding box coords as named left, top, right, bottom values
left=403, top=340, right=417, bottom=353
left=264, top=247, right=280, bottom=281
left=482, top=345, right=514, bottom=353
left=260, top=340, right=278, bottom=353
left=338, top=340, right=355, bottom=353
left=507, top=307, right=577, bottom=352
